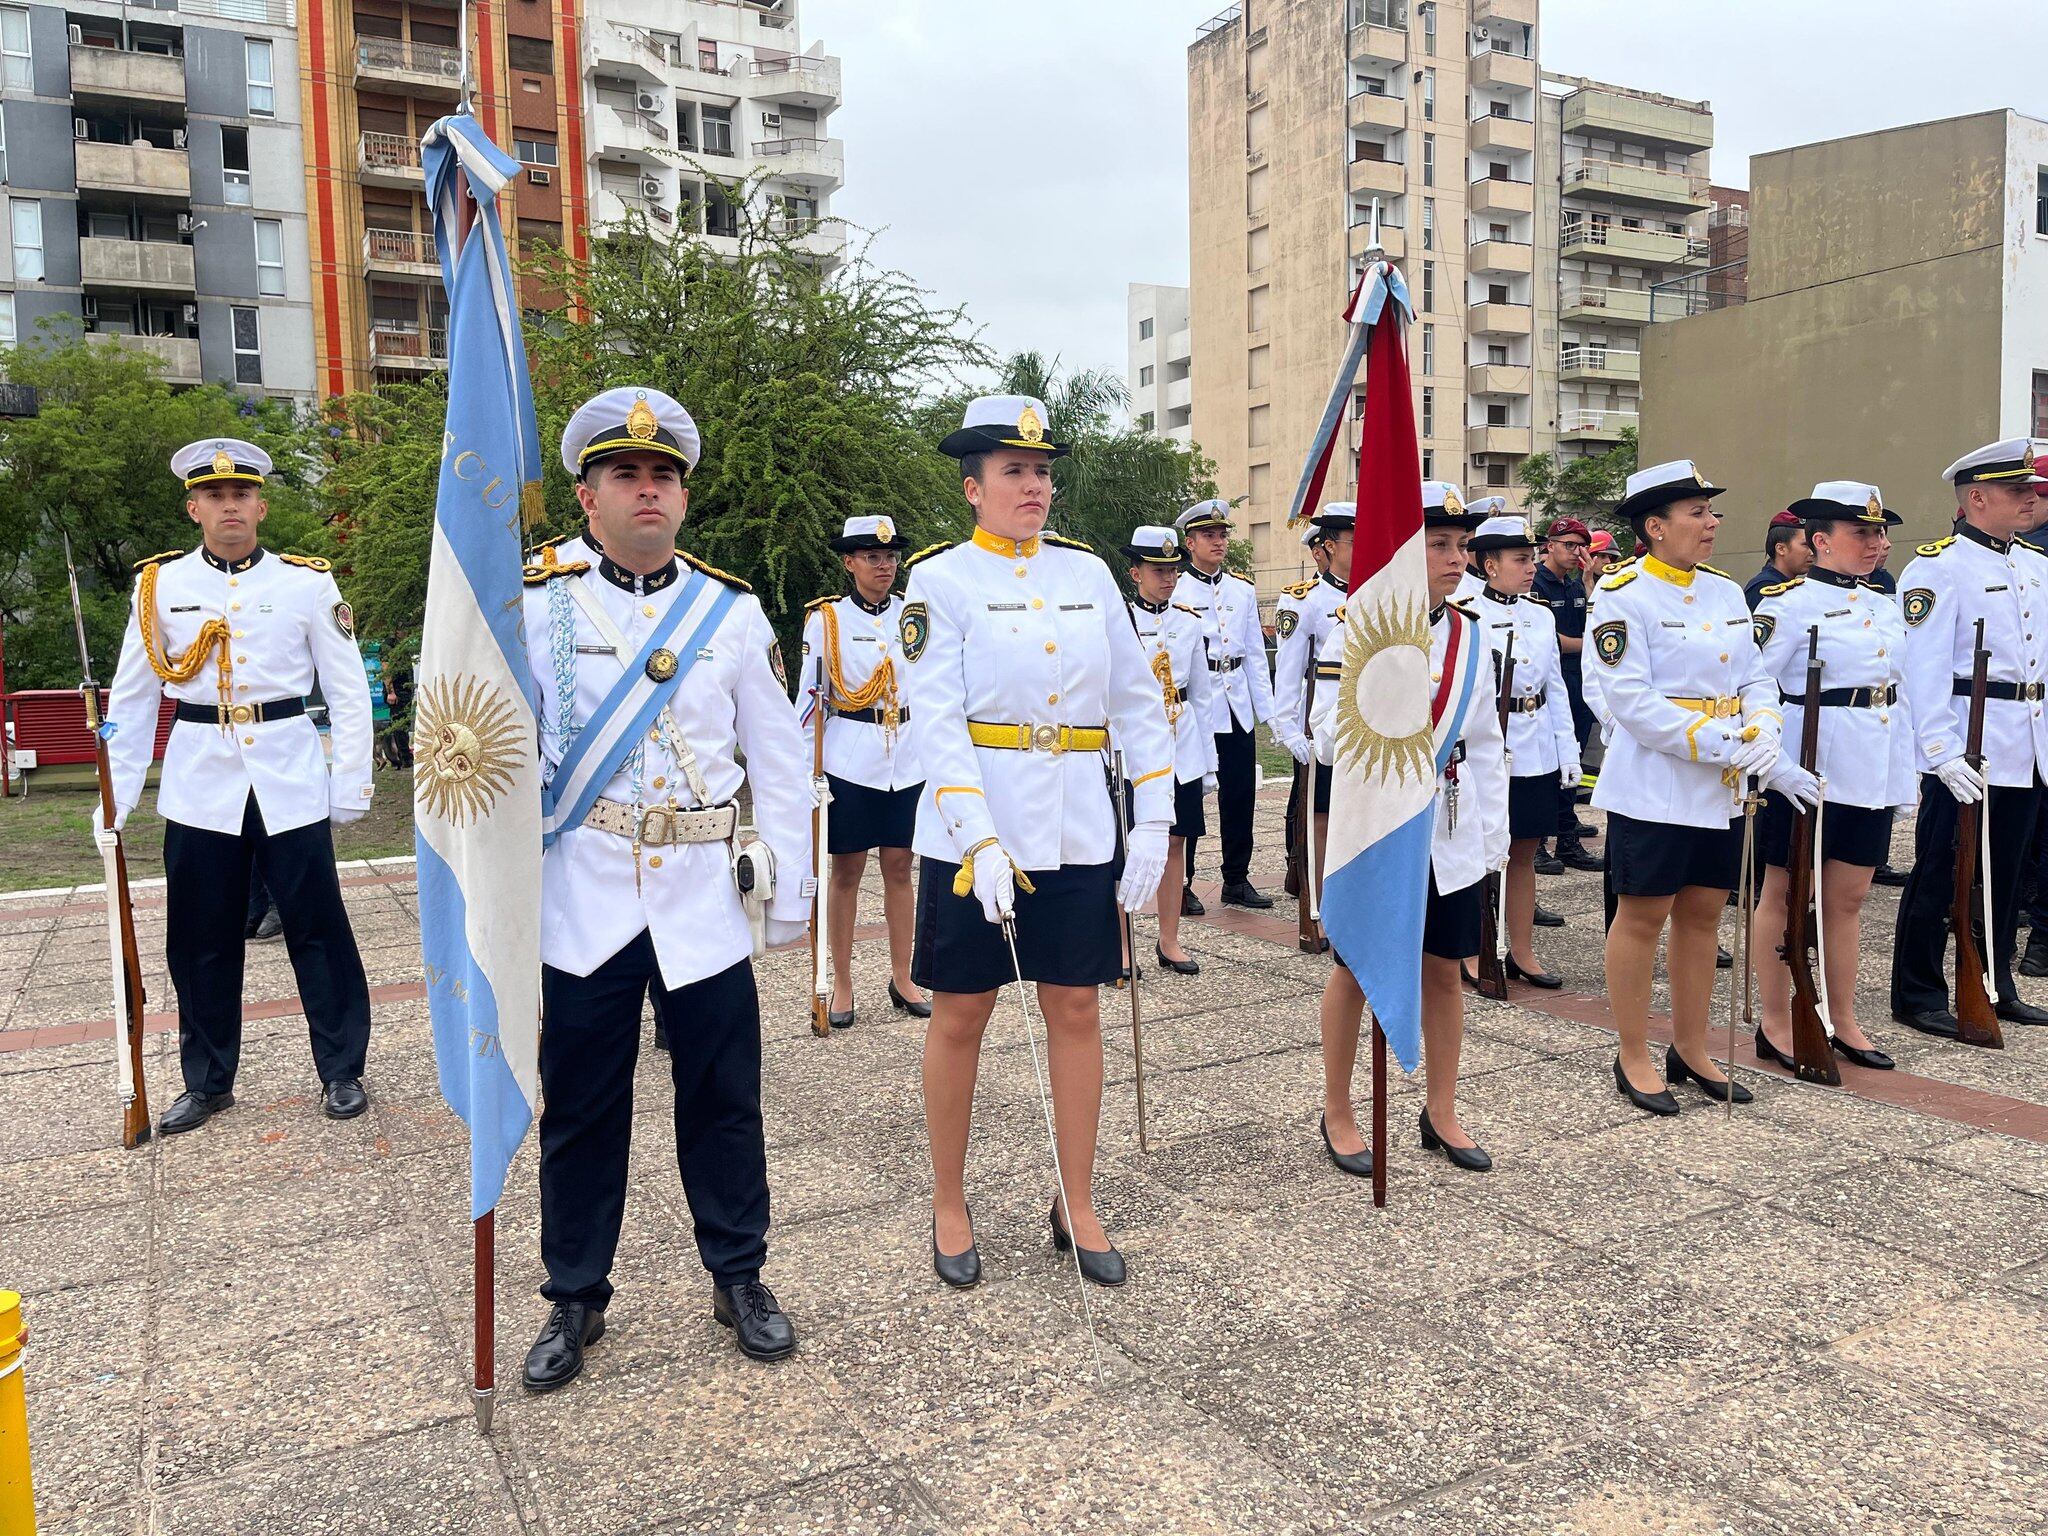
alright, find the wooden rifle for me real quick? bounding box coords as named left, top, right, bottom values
left=1293, top=662, right=1321, bottom=953
left=1781, top=625, right=1841, bottom=1083
left=1473, top=633, right=1512, bottom=1001
left=1950, top=619, right=2003, bottom=1048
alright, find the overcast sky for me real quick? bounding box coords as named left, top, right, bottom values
left=804, top=0, right=2046, bottom=395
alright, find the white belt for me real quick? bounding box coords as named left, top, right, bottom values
left=584, top=797, right=738, bottom=846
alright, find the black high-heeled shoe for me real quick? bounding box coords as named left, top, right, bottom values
left=1753, top=1029, right=1795, bottom=1070
left=1506, top=954, right=1563, bottom=990
left=1319, top=1113, right=1374, bottom=1177
left=1830, top=1035, right=1895, bottom=1071
left=1418, top=1106, right=1491, bottom=1172
left=889, top=980, right=932, bottom=1019
left=827, top=1003, right=855, bottom=1030
left=1664, top=1044, right=1753, bottom=1103
left=1049, top=1199, right=1126, bottom=1286
left=932, top=1209, right=981, bottom=1289
left=1154, top=944, right=1200, bottom=977
left=1613, top=1056, right=1680, bottom=1116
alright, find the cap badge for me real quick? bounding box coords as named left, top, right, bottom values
left=212, top=450, right=236, bottom=476
left=1444, top=489, right=1464, bottom=515
left=1162, top=533, right=1177, bottom=554
left=1017, top=405, right=1044, bottom=443
left=626, top=398, right=659, bottom=441
left=1866, top=492, right=1883, bottom=521
left=2026, top=443, right=2038, bottom=470
left=875, top=518, right=894, bottom=544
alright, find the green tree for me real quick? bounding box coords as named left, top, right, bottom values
left=0, top=327, right=320, bottom=687
left=1517, top=426, right=1638, bottom=536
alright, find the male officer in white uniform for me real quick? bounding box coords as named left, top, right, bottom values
left=1271, top=504, right=1352, bottom=921
left=1891, top=438, right=2048, bottom=1035
left=101, top=438, right=375, bottom=1135
left=1174, top=499, right=1276, bottom=910
left=518, top=387, right=813, bottom=1392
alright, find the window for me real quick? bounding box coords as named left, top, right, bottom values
left=1489, top=222, right=1509, bottom=242
left=0, top=291, right=13, bottom=345
left=513, top=136, right=559, bottom=167
left=245, top=38, right=274, bottom=117
left=517, top=218, right=564, bottom=250
left=1139, top=316, right=1154, bottom=341
left=1137, top=411, right=1154, bottom=433
left=9, top=198, right=41, bottom=281
left=1487, top=463, right=1509, bottom=487
left=1248, top=345, right=1269, bottom=387
left=507, top=34, right=552, bottom=73
left=701, top=106, right=733, bottom=156
left=1420, top=387, right=1434, bottom=437
left=0, top=7, right=27, bottom=92
left=0, top=104, right=6, bottom=184
left=1247, top=284, right=1269, bottom=331
left=1421, top=323, right=1434, bottom=376
left=1489, top=161, right=1511, bottom=182
left=697, top=39, right=719, bottom=72
left=2038, top=170, right=2048, bottom=237
left=1488, top=283, right=1509, bottom=304
left=254, top=217, right=284, bottom=296
left=2035, top=370, right=2048, bottom=438
left=1487, top=402, right=1509, bottom=426
left=1421, top=68, right=1434, bottom=122
left=231, top=306, right=262, bottom=385
left=1422, top=198, right=1435, bottom=250
left=221, top=126, right=251, bottom=205
left=1139, top=364, right=1154, bottom=388
left=1422, top=261, right=1434, bottom=313
left=1422, top=133, right=1434, bottom=187
left=1248, top=403, right=1270, bottom=447
left=1487, top=343, right=1508, bottom=365
left=1419, top=1, right=1435, bottom=54
left=1421, top=448, right=1435, bottom=480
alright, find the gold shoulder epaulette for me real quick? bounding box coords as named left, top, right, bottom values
left=1331, top=605, right=1345, bottom=624
left=1283, top=579, right=1314, bottom=598
left=132, top=547, right=189, bottom=570
left=804, top=594, right=835, bottom=613
left=1042, top=533, right=1093, bottom=553
left=679, top=550, right=751, bottom=592
left=904, top=540, right=954, bottom=570
left=1917, top=535, right=1956, bottom=557
left=1172, top=602, right=1201, bottom=616
left=524, top=559, right=590, bottom=585
left=2020, top=538, right=2045, bottom=556
left=1699, top=562, right=1733, bottom=580
left=279, top=552, right=332, bottom=572
left=526, top=530, right=576, bottom=559
left=1599, top=568, right=1639, bottom=591
left=1758, top=576, right=1804, bottom=597
left=1858, top=578, right=1886, bottom=590
left=1447, top=598, right=1476, bottom=616
left=1526, top=591, right=1552, bottom=607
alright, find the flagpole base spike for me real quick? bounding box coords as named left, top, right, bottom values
left=471, top=1386, right=496, bottom=1435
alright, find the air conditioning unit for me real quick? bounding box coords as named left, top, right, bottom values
left=176, top=213, right=196, bottom=233
left=438, top=53, right=462, bottom=76
left=528, top=167, right=552, bottom=185
left=181, top=304, right=197, bottom=325
left=640, top=177, right=662, bottom=199
left=74, top=118, right=89, bottom=139
left=636, top=90, right=661, bottom=112
left=171, top=129, right=186, bottom=149
left=68, top=23, right=82, bottom=42
left=759, top=112, right=782, bottom=132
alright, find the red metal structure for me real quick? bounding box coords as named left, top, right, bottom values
left=3, top=690, right=176, bottom=770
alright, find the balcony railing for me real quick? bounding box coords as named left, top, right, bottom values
left=1559, top=409, right=1641, bottom=440
left=75, top=140, right=190, bottom=198
left=369, top=324, right=448, bottom=366
left=364, top=229, right=438, bottom=267
left=79, top=236, right=195, bottom=290
left=69, top=44, right=186, bottom=103
left=359, top=131, right=424, bottom=180
left=356, top=37, right=464, bottom=87
left=1559, top=282, right=1653, bottom=323
left=1562, top=222, right=1709, bottom=265
left=1559, top=345, right=1641, bottom=380
left=1562, top=160, right=1711, bottom=208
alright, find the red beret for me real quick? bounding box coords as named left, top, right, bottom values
left=1543, top=517, right=1592, bottom=541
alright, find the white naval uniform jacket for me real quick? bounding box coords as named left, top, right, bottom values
left=1752, top=569, right=1915, bottom=811
left=1271, top=574, right=1346, bottom=748
left=902, top=532, right=1176, bottom=870
left=794, top=593, right=923, bottom=791
left=104, top=546, right=374, bottom=835
left=1174, top=565, right=1275, bottom=733
left=1127, top=598, right=1220, bottom=784
left=1587, top=559, right=1781, bottom=830
left=1898, top=525, right=2048, bottom=787
left=522, top=555, right=812, bottom=989
left=1473, top=587, right=1576, bottom=778
left=1310, top=601, right=1508, bottom=894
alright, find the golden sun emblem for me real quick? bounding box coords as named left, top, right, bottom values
left=1017, top=406, right=1044, bottom=443
left=626, top=397, right=660, bottom=441
left=413, top=675, right=527, bottom=826
left=1332, top=592, right=1435, bottom=787
left=212, top=449, right=236, bottom=476
left=875, top=518, right=895, bottom=544
left=1866, top=492, right=1884, bottom=520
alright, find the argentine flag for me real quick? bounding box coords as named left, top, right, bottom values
left=415, top=109, right=544, bottom=1219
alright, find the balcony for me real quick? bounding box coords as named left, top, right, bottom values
left=359, top=131, right=424, bottom=189
left=1472, top=0, right=1536, bottom=21
left=1562, top=160, right=1711, bottom=213
left=750, top=53, right=842, bottom=110
left=69, top=45, right=185, bottom=105
left=1167, top=327, right=1191, bottom=364
left=1559, top=345, right=1641, bottom=384
left=1465, top=423, right=1532, bottom=456
left=1468, top=174, right=1533, bottom=216
left=1563, top=88, right=1712, bottom=152
left=1467, top=112, right=1533, bottom=156
left=1561, top=221, right=1708, bottom=268
left=75, top=140, right=190, bottom=201
left=756, top=136, right=843, bottom=189
left=1466, top=362, right=1531, bottom=396
left=368, top=324, right=447, bottom=372
left=1560, top=283, right=1653, bottom=325
left=363, top=228, right=439, bottom=279
left=1350, top=90, right=1406, bottom=132
left=1348, top=22, right=1407, bottom=64
left=1467, top=237, right=1532, bottom=276
left=595, top=102, right=672, bottom=168
left=764, top=215, right=850, bottom=264
left=1348, top=220, right=1406, bottom=262
left=1349, top=155, right=1406, bottom=199
left=79, top=237, right=194, bottom=291
left=354, top=37, right=465, bottom=98
left=98, top=333, right=201, bottom=385
left=1559, top=409, right=1641, bottom=445
left=583, top=20, right=668, bottom=85
left=1469, top=48, right=1536, bottom=93
left=1468, top=300, right=1532, bottom=336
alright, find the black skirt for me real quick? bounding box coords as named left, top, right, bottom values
left=912, top=858, right=1121, bottom=994
left=1173, top=775, right=1207, bottom=839
left=1508, top=772, right=1561, bottom=840
left=1756, top=791, right=1894, bottom=871
left=1332, top=871, right=1484, bottom=968
left=1312, top=761, right=1333, bottom=814
left=1607, top=811, right=1742, bottom=898
left=825, top=775, right=921, bottom=855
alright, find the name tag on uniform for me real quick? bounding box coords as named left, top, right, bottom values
left=1824, top=608, right=1850, bottom=618
left=1060, top=603, right=1095, bottom=612
left=259, top=604, right=275, bottom=613
left=575, top=643, right=616, bottom=655
left=1661, top=620, right=1686, bottom=629
left=1987, top=585, right=2009, bottom=593
left=986, top=602, right=1025, bottom=612
left=851, top=634, right=877, bottom=643
left=169, top=604, right=202, bottom=613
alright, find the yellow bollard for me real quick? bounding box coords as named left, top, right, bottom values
left=0, top=1291, right=32, bottom=1534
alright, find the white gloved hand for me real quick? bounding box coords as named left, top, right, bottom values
left=969, top=842, right=1017, bottom=926
left=763, top=917, right=808, bottom=949
left=1766, top=760, right=1822, bottom=811
left=1936, top=755, right=1987, bottom=805
left=90, top=803, right=127, bottom=839
left=330, top=806, right=368, bottom=826
left=1119, top=820, right=1171, bottom=914
left=1559, top=757, right=1581, bottom=791
left=1730, top=731, right=1779, bottom=779
left=1283, top=733, right=1312, bottom=765
left=1203, top=772, right=1218, bottom=793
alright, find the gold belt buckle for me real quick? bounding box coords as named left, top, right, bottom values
left=638, top=806, right=676, bottom=845
left=1032, top=723, right=1063, bottom=754
left=230, top=703, right=254, bottom=724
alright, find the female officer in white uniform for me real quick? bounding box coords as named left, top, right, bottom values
left=795, top=516, right=927, bottom=1028
left=902, top=395, right=1175, bottom=1289
left=1592, top=461, right=1785, bottom=1116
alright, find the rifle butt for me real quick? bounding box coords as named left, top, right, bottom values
left=1475, top=873, right=1508, bottom=1000
left=1951, top=805, right=2004, bottom=1049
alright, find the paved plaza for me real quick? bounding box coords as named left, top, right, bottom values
left=5, top=790, right=2048, bottom=1535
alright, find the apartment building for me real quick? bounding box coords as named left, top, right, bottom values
left=1128, top=282, right=1192, bottom=446
left=1704, top=184, right=1748, bottom=305
left=0, top=0, right=317, bottom=406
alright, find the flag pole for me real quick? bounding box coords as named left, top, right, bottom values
left=1371, top=1020, right=1387, bottom=1208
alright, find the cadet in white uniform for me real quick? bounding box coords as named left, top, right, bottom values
left=1890, top=439, right=2048, bottom=1036
left=1592, top=461, right=1783, bottom=1116
left=1271, top=504, right=1352, bottom=928
left=1275, top=523, right=1328, bottom=904
left=1748, top=482, right=1912, bottom=1071
left=1173, top=499, right=1277, bottom=911
left=1464, top=515, right=1579, bottom=989
left=1311, top=490, right=1507, bottom=1173
left=902, top=395, right=1175, bottom=1291
left=794, top=515, right=928, bottom=1028
left=1122, top=525, right=1218, bottom=975
left=518, top=388, right=812, bottom=1392
left=101, top=438, right=375, bottom=1136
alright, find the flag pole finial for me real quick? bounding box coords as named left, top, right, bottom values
left=1364, top=196, right=1384, bottom=261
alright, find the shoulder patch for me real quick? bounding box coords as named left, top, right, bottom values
left=1598, top=568, right=1639, bottom=592
left=279, top=552, right=332, bottom=572
left=132, top=547, right=190, bottom=570
left=1917, top=535, right=1956, bottom=557
left=1903, top=587, right=1936, bottom=627
left=1275, top=608, right=1298, bottom=639
left=1592, top=619, right=1628, bottom=666
left=903, top=540, right=955, bottom=570
left=1758, top=577, right=1804, bottom=597
left=524, top=559, right=590, bottom=585
left=1042, top=533, right=1093, bottom=554
left=1752, top=614, right=1776, bottom=649
left=899, top=600, right=930, bottom=661
left=678, top=550, right=751, bottom=592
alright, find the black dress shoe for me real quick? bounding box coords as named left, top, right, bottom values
left=251, top=909, right=283, bottom=943
left=322, top=1078, right=369, bottom=1120
left=1716, top=946, right=1733, bottom=969
left=1997, top=996, right=2048, bottom=1026
left=158, top=1089, right=233, bottom=1136
left=1533, top=849, right=1566, bottom=876
left=1871, top=863, right=1908, bottom=887
left=1893, top=1007, right=1961, bottom=1040
left=1220, top=881, right=1274, bottom=909
left=522, top=1301, right=604, bottom=1393
left=1831, top=1036, right=1896, bottom=1070
left=1506, top=954, right=1563, bottom=989
left=1418, top=1107, right=1492, bottom=1172
left=1180, top=886, right=1206, bottom=917
left=1573, top=818, right=1598, bottom=838
left=932, top=1213, right=981, bottom=1289
left=1154, top=944, right=1200, bottom=976
left=2022, top=934, right=2048, bottom=979
left=1319, top=1113, right=1374, bottom=1177
left=713, top=1280, right=797, bottom=1360
left=1049, top=1200, right=1126, bottom=1287
left=1558, top=844, right=1606, bottom=872
left=1664, top=1045, right=1753, bottom=1104
left=827, top=1005, right=856, bottom=1029
left=1533, top=903, right=1565, bottom=928
left=1612, top=1056, right=1680, bottom=1117
left=889, top=981, right=933, bottom=1019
